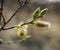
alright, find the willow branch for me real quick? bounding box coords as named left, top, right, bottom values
left=0, top=35, right=31, bottom=44
left=0, top=0, right=30, bottom=31
left=4, top=0, right=30, bottom=27
left=1, top=5, right=25, bottom=28
left=2, top=20, right=34, bottom=30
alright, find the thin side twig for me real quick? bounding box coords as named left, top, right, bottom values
left=2, top=14, right=6, bottom=24
left=18, top=0, right=22, bottom=6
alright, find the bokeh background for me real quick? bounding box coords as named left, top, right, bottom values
left=0, top=0, right=60, bottom=50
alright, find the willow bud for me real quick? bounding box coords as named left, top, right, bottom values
left=17, top=25, right=28, bottom=39
left=33, top=20, right=51, bottom=30
left=15, top=22, right=28, bottom=39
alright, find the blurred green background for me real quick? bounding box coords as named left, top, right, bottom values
left=0, top=0, right=60, bottom=50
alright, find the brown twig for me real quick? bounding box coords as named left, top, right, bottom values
left=0, top=0, right=30, bottom=31
left=1, top=0, right=3, bottom=10
left=0, top=0, right=6, bottom=24
left=2, top=19, right=34, bottom=30
left=1, top=14, right=6, bottom=24
left=18, top=0, right=22, bottom=6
